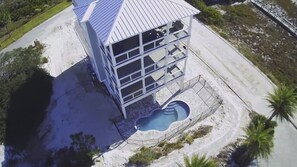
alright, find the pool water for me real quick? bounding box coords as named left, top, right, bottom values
left=136, top=101, right=190, bottom=131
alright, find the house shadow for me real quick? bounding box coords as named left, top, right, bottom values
left=2, top=57, right=135, bottom=166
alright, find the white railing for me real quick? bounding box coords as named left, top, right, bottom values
left=168, top=52, right=186, bottom=64
left=143, top=37, right=166, bottom=52
left=169, top=29, right=189, bottom=43
left=115, top=47, right=141, bottom=65
left=119, top=69, right=142, bottom=85
left=123, top=89, right=143, bottom=103
left=145, top=81, right=164, bottom=92
left=144, top=60, right=165, bottom=74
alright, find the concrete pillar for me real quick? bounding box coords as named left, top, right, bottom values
left=153, top=92, right=157, bottom=104
left=180, top=77, right=185, bottom=90
left=122, top=105, right=127, bottom=119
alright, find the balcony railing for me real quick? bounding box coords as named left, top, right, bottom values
left=121, top=69, right=184, bottom=104
left=123, top=89, right=143, bottom=103
left=119, top=69, right=142, bottom=86
left=144, top=37, right=166, bottom=53
left=115, top=47, right=140, bottom=65
left=168, top=51, right=186, bottom=65
left=144, top=59, right=165, bottom=74
left=169, top=29, right=189, bottom=43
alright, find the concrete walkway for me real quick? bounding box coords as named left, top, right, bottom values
left=189, top=19, right=297, bottom=167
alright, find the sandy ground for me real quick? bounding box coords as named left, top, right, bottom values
left=0, top=5, right=296, bottom=167
left=189, top=19, right=297, bottom=167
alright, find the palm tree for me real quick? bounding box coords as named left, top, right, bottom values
left=238, top=123, right=273, bottom=165
left=177, top=154, right=216, bottom=167
left=266, top=86, right=297, bottom=126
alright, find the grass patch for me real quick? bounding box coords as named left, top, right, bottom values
left=128, top=126, right=213, bottom=166
left=0, top=1, right=71, bottom=50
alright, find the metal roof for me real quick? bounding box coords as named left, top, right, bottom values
left=73, top=5, right=89, bottom=22
left=73, top=0, right=94, bottom=7
left=74, top=0, right=200, bottom=45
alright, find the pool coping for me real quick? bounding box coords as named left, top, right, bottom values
left=133, top=100, right=192, bottom=134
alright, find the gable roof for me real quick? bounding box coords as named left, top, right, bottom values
left=74, top=0, right=200, bottom=45
left=73, top=0, right=94, bottom=7
left=73, top=5, right=89, bottom=22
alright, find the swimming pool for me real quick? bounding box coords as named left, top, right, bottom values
left=136, top=101, right=190, bottom=131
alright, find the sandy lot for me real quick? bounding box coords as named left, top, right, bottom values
left=1, top=5, right=296, bottom=167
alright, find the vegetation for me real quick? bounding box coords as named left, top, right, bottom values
left=233, top=114, right=276, bottom=166
left=187, top=0, right=297, bottom=88
left=0, top=0, right=71, bottom=50
left=129, top=147, right=162, bottom=166
left=0, top=42, right=52, bottom=149
left=223, top=85, right=296, bottom=166
left=189, top=0, right=224, bottom=26
left=221, top=3, right=297, bottom=87
left=241, top=124, right=274, bottom=161
left=270, top=0, right=297, bottom=18
left=177, top=154, right=216, bottom=167
left=47, top=132, right=101, bottom=167
left=266, top=86, right=297, bottom=125
left=129, top=126, right=213, bottom=166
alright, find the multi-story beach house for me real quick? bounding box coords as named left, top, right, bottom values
left=73, top=0, right=199, bottom=118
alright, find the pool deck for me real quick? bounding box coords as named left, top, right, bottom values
left=115, top=73, right=222, bottom=145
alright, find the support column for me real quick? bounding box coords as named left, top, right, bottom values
left=139, top=33, right=146, bottom=95
left=122, top=105, right=127, bottom=119
left=183, top=16, right=193, bottom=79
left=153, top=92, right=157, bottom=104
left=109, top=43, right=116, bottom=66
left=180, top=77, right=184, bottom=90
left=164, top=22, right=171, bottom=84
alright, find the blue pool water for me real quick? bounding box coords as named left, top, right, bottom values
left=136, top=101, right=190, bottom=131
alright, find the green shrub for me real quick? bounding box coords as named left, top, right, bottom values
left=162, top=141, right=183, bottom=156
left=193, top=126, right=213, bottom=139
left=158, top=141, right=167, bottom=147
left=185, top=134, right=194, bottom=145
left=41, top=57, right=48, bottom=64
left=219, top=31, right=229, bottom=40
left=193, top=0, right=224, bottom=26
left=129, top=147, right=161, bottom=166
left=224, top=4, right=257, bottom=26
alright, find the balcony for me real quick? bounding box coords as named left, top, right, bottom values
left=121, top=81, right=143, bottom=103
left=117, top=59, right=142, bottom=86
left=107, top=20, right=189, bottom=66
left=121, top=63, right=184, bottom=104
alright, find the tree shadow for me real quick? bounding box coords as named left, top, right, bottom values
left=3, top=68, right=54, bottom=166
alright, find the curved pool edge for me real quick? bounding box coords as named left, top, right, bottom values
left=134, top=100, right=191, bottom=133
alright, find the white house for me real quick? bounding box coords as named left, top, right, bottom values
left=73, top=0, right=199, bottom=118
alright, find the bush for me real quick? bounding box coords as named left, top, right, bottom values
left=193, top=126, right=213, bottom=139
left=162, top=141, right=183, bottom=156
left=48, top=132, right=100, bottom=167
left=185, top=134, right=194, bottom=145
left=129, top=147, right=161, bottom=166
left=193, top=0, right=224, bottom=26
